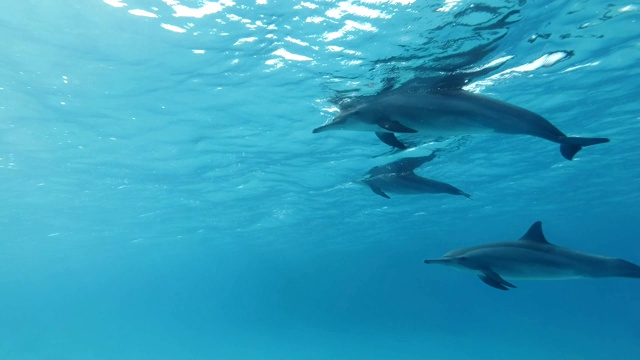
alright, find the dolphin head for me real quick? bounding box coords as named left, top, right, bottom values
left=311, top=114, right=347, bottom=133
left=424, top=256, right=463, bottom=266
left=312, top=105, right=374, bottom=133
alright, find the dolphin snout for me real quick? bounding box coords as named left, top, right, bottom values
left=313, top=114, right=347, bottom=133
left=312, top=121, right=340, bottom=133
left=424, top=258, right=451, bottom=265
left=312, top=125, right=328, bottom=133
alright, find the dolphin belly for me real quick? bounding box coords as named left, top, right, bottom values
left=427, top=90, right=568, bottom=141
left=362, top=176, right=437, bottom=195
left=369, top=92, right=560, bottom=140
left=467, top=247, right=588, bottom=280
left=395, top=113, right=498, bottom=136
left=363, top=174, right=470, bottom=197
left=486, top=262, right=584, bottom=280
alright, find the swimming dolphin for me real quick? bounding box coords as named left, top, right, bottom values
left=359, top=153, right=470, bottom=199
left=423, top=221, right=640, bottom=290
left=312, top=89, right=609, bottom=160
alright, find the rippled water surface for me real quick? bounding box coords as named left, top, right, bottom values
left=1, top=1, right=639, bottom=359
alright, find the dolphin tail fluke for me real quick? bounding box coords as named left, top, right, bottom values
left=559, top=136, right=610, bottom=160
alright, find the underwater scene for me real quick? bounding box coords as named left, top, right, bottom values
left=1, top=1, right=639, bottom=359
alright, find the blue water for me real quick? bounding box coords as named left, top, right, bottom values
left=1, top=1, right=639, bottom=359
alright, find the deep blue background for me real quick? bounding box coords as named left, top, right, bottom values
left=1, top=1, right=638, bottom=359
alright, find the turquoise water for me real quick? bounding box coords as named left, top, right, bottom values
left=1, top=1, right=639, bottom=359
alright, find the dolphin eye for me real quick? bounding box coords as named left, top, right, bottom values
left=459, top=256, right=468, bottom=262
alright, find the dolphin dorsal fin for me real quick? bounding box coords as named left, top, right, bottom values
left=393, top=154, right=437, bottom=173
left=367, top=154, right=437, bottom=177
left=518, top=221, right=551, bottom=244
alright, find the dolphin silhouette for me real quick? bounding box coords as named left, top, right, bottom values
left=312, top=90, right=609, bottom=160
left=359, top=153, right=470, bottom=199
left=423, top=221, right=640, bottom=290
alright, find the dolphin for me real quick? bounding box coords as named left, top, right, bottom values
left=312, top=89, right=609, bottom=160
left=423, top=221, right=640, bottom=290
left=359, top=153, right=471, bottom=199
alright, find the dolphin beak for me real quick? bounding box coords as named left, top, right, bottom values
left=424, top=258, right=449, bottom=265
left=312, top=125, right=327, bottom=133
left=312, top=123, right=334, bottom=133
left=313, top=114, right=346, bottom=133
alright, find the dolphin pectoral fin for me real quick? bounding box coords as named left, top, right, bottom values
left=478, top=270, right=517, bottom=291
left=375, top=132, right=408, bottom=149
left=478, top=275, right=509, bottom=290
left=377, top=118, right=418, bottom=133
left=369, top=185, right=391, bottom=199
left=559, top=136, right=610, bottom=160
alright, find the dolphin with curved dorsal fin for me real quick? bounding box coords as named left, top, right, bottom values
left=423, top=221, right=640, bottom=290
left=312, top=88, right=609, bottom=160
left=359, top=153, right=471, bottom=199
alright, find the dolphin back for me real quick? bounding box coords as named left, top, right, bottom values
left=606, top=258, right=640, bottom=279
left=367, top=154, right=436, bottom=177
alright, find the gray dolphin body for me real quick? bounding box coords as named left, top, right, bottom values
left=423, top=221, right=640, bottom=290
left=360, top=153, right=470, bottom=199
left=312, top=90, right=609, bottom=160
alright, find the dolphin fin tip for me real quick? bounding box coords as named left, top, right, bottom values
left=369, top=185, right=391, bottom=199
left=518, top=221, right=550, bottom=244
left=478, top=271, right=517, bottom=291
left=375, top=132, right=408, bottom=149
left=560, top=144, right=581, bottom=160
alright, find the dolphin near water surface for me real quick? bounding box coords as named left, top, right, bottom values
left=359, top=153, right=471, bottom=199
left=423, top=221, right=640, bottom=290
left=312, top=89, right=609, bottom=160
